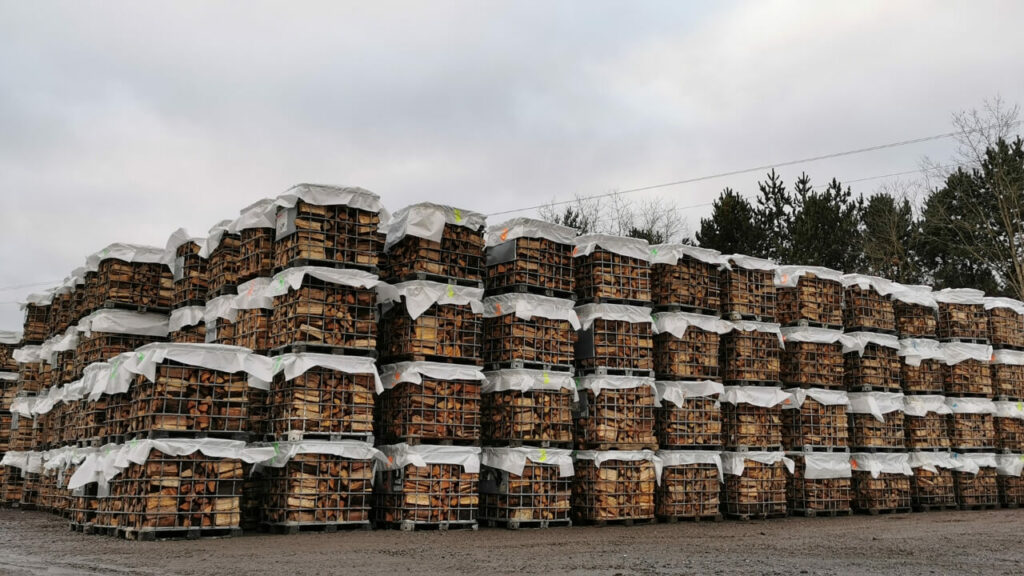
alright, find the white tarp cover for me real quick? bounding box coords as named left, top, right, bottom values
left=842, top=331, right=900, bottom=355
left=996, top=454, right=1024, bottom=477
left=656, top=380, right=724, bottom=408
left=485, top=217, right=576, bottom=246
left=946, top=397, right=997, bottom=415
left=385, top=202, right=485, bottom=250
left=780, top=326, right=848, bottom=346
left=386, top=280, right=484, bottom=320
left=13, top=345, right=45, bottom=364
left=124, top=342, right=274, bottom=384
left=909, top=451, right=961, bottom=473
left=275, top=184, right=385, bottom=214
left=571, top=234, right=650, bottom=261
left=995, top=401, right=1024, bottom=420
left=85, top=243, right=165, bottom=272
left=482, top=369, right=577, bottom=399
left=992, top=349, right=1024, bottom=366
left=800, top=452, right=853, bottom=480
left=784, top=388, right=849, bottom=409
left=574, top=450, right=663, bottom=484
left=261, top=440, right=385, bottom=468
left=720, top=386, right=794, bottom=409
left=841, top=274, right=896, bottom=296
left=163, top=228, right=206, bottom=265
left=270, top=353, right=383, bottom=394
left=726, top=254, right=776, bottom=271
left=265, top=266, right=383, bottom=297
left=77, top=309, right=170, bottom=338
left=984, top=297, right=1024, bottom=315
left=379, top=361, right=485, bottom=391
left=482, top=294, right=581, bottom=329
left=940, top=342, right=993, bottom=366
left=652, top=312, right=733, bottom=338
left=903, top=395, right=952, bottom=417
left=235, top=277, right=274, bottom=310
left=648, top=244, right=727, bottom=266
left=721, top=451, right=795, bottom=476
left=898, top=338, right=944, bottom=366
left=773, top=265, right=843, bottom=287
left=200, top=220, right=235, bottom=257
left=231, top=198, right=277, bottom=232
left=847, top=392, right=905, bottom=421
left=576, top=374, right=656, bottom=398
left=204, top=295, right=238, bottom=324
left=482, top=446, right=574, bottom=477
left=169, top=306, right=205, bottom=332
left=0, top=330, right=22, bottom=344
left=378, top=443, right=481, bottom=473
left=575, top=303, right=654, bottom=331
left=934, top=288, right=986, bottom=305
left=889, top=283, right=939, bottom=308
left=953, top=452, right=998, bottom=475
left=0, top=372, right=17, bottom=382
left=850, top=452, right=913, bottom=478
left=656, top=450, right=723, bottom=481
left=21, top=290, right=55, bottom=307
left=729, top=320, right=784, bottom=344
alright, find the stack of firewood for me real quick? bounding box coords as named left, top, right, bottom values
left=787, top=453, right=853, bottom=515
left=953, top=453, right=1000, bottom=508
left=482, top=294, right=578, bottom=369
left=780, top=327, right=846, bottom=389
left=994, top=401, right=1024, bottom=452
left=379, top=281, right=484, bottom=363
left=721, top=321, right=782, bottom=385
left=842, top=275, right=896, bottom=333
left=203, top=222, right=242, bottom=299
left=377, top=362, right=484, bottom=445
left=847, top=392, right=906, bottom=450
left=375, top=444, right=481, bottom=528
left=941, top=342, right=994, bottom=397
left=572, top=450, right=658, bottom=523
left=384, top=202, right=484, bottom=282
left=168, top=306, right=206, bottom=344
left=573, top=235, right=652, bottom=304
left=84, top=244, right=172, bottom=313
left=985, top=298, right=1024, bottom=349
left=721, top=386, right=791, bottom=449
left=903, top=395, right=952, bottom=450
left=479, top=446, right=573, bottom=526
left=0, top=331, right=20, bottom=372
left=849, top=452, right=913, bottom=513
left=655, top=381, right=724, bottom=449
left=782, top=388, right=850, bottom=450
left=269, top=268, right=381, bottom=352
left=909, top=451, right=959, bottom=510
left=843, top=332, right=901, bottom=392
left=992, top=350, right=1024, bottom=400
left=574, top=304, right=654, bottom=374
left=575, top=376, right=657, bottom=450
left=232, top=198, right=277, bottom=284
left=946, top=397, right=997, bottom=450
left=485, top=218, right=576, bottom=297
left=891, top=285, right=938, bottom=339
left=655, top=450, right=722, bottom=520
left=653, top=312, right=731, bottom=381
left=21, top=295, right=52, bottom=344
left=721, top=255, right=776, bottom=321
left=996, top=454, right=1024, bottom=507
left=774, top=266, right=843, bottom=328
left=721, top=451, right=791, bottom=518
left=650, top=244, right=725, bottom=313
left=167, top=230, right=209, bottom=308
left=935, top=289, right=989, bottom=342
left=899, top=338, right=945, bottom=395
left=482, top=370, right=575, bottom=447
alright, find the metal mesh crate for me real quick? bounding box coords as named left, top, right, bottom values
left=479, top=461, right=572, bottom=524
left=23, top=303, right=50, bottom=343
left=849, top=412, right=905, bottom=450
left=268, top=367, right=376, bottom=439
left=782, top=396, right=849, bottom=450
left=486, top=236, right=574, bottom=295
left=128, top=361, right=251, bottom=436
left=172, top=240, right=208, bottom=308
left=655, top=459, right=721, bottom=520
left=575, top=250, right=651, bottom=304
left=483, top=306, right=576, bottom=368
left=206, top=316, right=238, bottom=347
left=71, top=484, right=100, bottom=527
left=239, top=228, right=275, bottom=283
left=263, top=452, right=374, bottom=526
left=938, top=302, right=988, bottom=341
left=207, top=233, right=242, bottom=298
left=572, top=456, right=656, bottom=522
left=894, top=302, right=938, bottom=339
left=995, top=416, right=1024, bottom=452
left=787, top=454, right=852, bottom=514
left=575, top=386, right=657, bottom=449
left=233, top=308, right=270, bottom=354
left=844, top=285, right=895, bottom=332
left=947, top=412, right=996, bottom=450
left=72, top=398, right=108, bottom=443
left=380, top=302, right=481, bottom=363
left=998, top=473, right=1024, bottom=507
left=943, top=360, right=993, bottom=397
left=723, top=403, right=783, bottom=449
left=378, top=379, right=481, bottom=445
left=905, top=413, right=951, bottom=450
left=104, top=392, right=132, bottom=440
left=269, top=278, right=377, bottom=351
left=9, top=412, right=39, bottom=451
left=90, top=260, right=172, bottom=313
left=482, top=389, right=574, bottom=446
left=721, top=266, right=775, bottom=321
left=50, top=291, right=74, bottom=335
left=576, top=318, right=653, bottom=373
left=901, top=359, right=944, bottom=394
left=654, top=328, right=720, bottom=380
left=851, top=472, right=911, bottom=512
left=16, top=360, right=49, bottom=396
left=386, top=224, right=483, bottom=282
left=843, top=345, right=900, bottom=391
left=651, top=253, right=720, bottom=312
left=0, top=341, right=18, bottom=372
left=781, top=341, right=844, bottom=389
left=777, top=275, right=842, bottom=327
left=375, top=463, right=479, bottom=526
left=722, top=328, right=781, bottom=385
left=169, top=324, right=206, bottom=344
left=0, top=467, right=24, bottom=503
left=722, top=456, right=788, bottom=517
left=992, top=361, right=1024, bottom=399
left=954, top=466, right=999, bottom=507
left=656, top=396, right=722, bottom=449
left=911, top=466, right=956, bottom=508
left=75, top=273, right=96, bottom=321
left=988, top=306, right=1024, bottom=349
left=274, top=200, right=384, bottom=271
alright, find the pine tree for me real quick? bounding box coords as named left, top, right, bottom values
left=787, top=175, right=864, bottom=272
left=861, top=192, right=921, bottom=283
left=696, top=188, right=763, bottom=255
left=753, top=169, right=793, bottom=261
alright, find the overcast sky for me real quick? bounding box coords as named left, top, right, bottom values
left=2, top=0, right=1023, bottom=329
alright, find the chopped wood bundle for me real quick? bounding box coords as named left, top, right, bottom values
left=844, top=345, right=900, bottom=391
left=89, top=260, right=172, bottom=313
left=948, top=413, right=996, bottom=449
left=74, top=333, right=162, bottom=380
left=722, top=328, right=781, bottom=384
left=479, top=463, right=572, bottom=523
left=656, top=397, right=722, bottom=449
left=172, top=240, right=208, bottom=307
left=379, top=380, right=481, bottom=444
left=723, top=403, right=783, bottom=448
left=487, top=237, right=574, bottom=295
left=651, top=256, right=720, bottom=312
left=71, top=398, right=108, bottom=443
left=23, top=303, right=50, bottom=343
left=574, top=249, right=652, bottom=306
left=721, top=268, right=775, bottom=320
left=576, top=319, right=654, bottom=373
left=50, top=291, right=74, bottom=336
left=995, top=416, right=1024, bottom=452
left=993, top=362, right=1024, bottom=399
left=263, top=453, right=374, bottom=525
left=787, top=455, right=852, bottom=513
left=482, top=389, right=574, bottom=445
left=656, top=461, right=720, bottom=519
left=0, top=467, right=24, bottom=503
left=0, top=342, right=17, bottom=372
left=71, top=486, right=99, bottom=526
left=0, top=412, right=10, bottom=452
left=269, top=369, right=376, bottom=438
left=17, top=361, right=51, bottom=396
left=387, top=227, right=483, bottom=282
left=572, top=457, right=656, bottom=521
left=238, top=228, right=275, bottom=283
left=75, top=274, right=96, bottom=321
left=376, top=463, right=479, bottom=524
left=248, top=388, right=268, bottom=440
left=484, top=314, right=576, bottom=367
left=654, top=330, right=720, bottom=380
left=901, top=359, right=944, bottom=394
left=844, top=286, right=895, bottom=332
left=36, top=470, right=61, bottom=513
left=998, top=474, right=1024, bottom=507
left=911, top=467, right=956, bottom=507
left=207, top=317, right=238, bottom=347
left=722, top=459, right=788, bottom=517
left=988, top=306, right=1024, bottom=349
left=104, top=392, right=132, bottom=439
left=128, top=362, right=252, bottom=435
left=575, top=386, right=657, bottom=449
left=783, top=397, right=849, bottom=450
left=894, top=302, right=938, bottom=339
left=232, top=309, right=270, bottom=353
left=777, top=275, right=843, bottom=327
left=379, top=303, right=481, bottom=362
left=938, top=303, right=988, bottom=341
left=9, top=415, right=38, bottom=451
left=851, top=472, right=911, bottom=512
left=206, top=233, right=241, bottom=298
left=270, top=280, right=377, bottom=350
left=169, top=324, right=206, bottom=344
left=943, top=361, right=993, bottom=397
left=905, top=413, right=951, bottom=450
left=110, top=450, right=247, bottom=531
left=53, top=348, right=78, bottom=388
left=781, top=341, right=844, bottom=389
left=274, top=201, right=384, bottom=270
left=18, top=472, right=39, bottom=506
left=954, top=467, right=999, bottom=507
left=0, top=378, right=17, bottom=412
left=849, top=412, right=905, bottom=449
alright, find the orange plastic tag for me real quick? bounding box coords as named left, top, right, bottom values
left=500, top=228, right=509, bottom=242
left=783, top=398, right=792, bottom=405
left=572, top=246, right=579, bottom=256
left=495, top=303, right=502, bottom=315
left=394, top=373, right=401, bottom=380
left=850, top=459, right=858, bottom=470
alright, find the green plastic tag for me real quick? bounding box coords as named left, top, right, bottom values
left=453, top=209, right=463, bottom=223
left=538, top=449, right=548, bottom=462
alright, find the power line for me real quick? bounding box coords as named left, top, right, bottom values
left=488, top=122, right=1019, bottom=217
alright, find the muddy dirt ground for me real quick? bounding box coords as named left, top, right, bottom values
left=1, top=508, right=1023, bottom=575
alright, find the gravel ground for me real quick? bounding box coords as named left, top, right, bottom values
left=1, top=508, right=1023, bottom=575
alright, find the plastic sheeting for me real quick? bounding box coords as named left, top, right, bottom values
left=576, top=374, right=657, bottom=398
left=0, top=330, right=22, bottom=344
left=482, top=369, right=577, bottom=399
left=953, top=452, right=998, bottom=475
left=571, top=234, right=650, bottom=261
left=946, top=397, right=996, bottom=415
left=993, top=349, right=1024, bottom=366
left=199, top=220, right=235, bottom=257
left=801, top=452, right=853, bottom=480
left=656, top=450, right=723, bottom=481
left=726, top=254, right=776, bottom=271
left=204, top=295, right=238, bottom=324
left=785, top=388, right=849, bottom=409
left=231, top=198, right=277, bottom=232
left=378, top=443, right=481, bottom=473
left=485, top=217, right=577, bottom=246
left=898, top=338, right=944, bottom=366
left=934, top=288, right=986, bottom=305
left=169, top=306, right=205, bottom=332
left=903, top=395, right=952, bottom=417
left=385, top=202, right=485, bottom=250
left=261, top=440, right=385, bottom=469
left=721, top=451, right=795, bottom=476
left=163, top=228, right=206, bottom=266
left=85, top=243, right=165, bottom=272
left=780, top=326, right=848, bottom=345
left=275, top=184, right=385, bottom=214
left=575, top=303, right=655, bottom=331
left=656, top=380, right=724, bottom=408
left=125, top=342, right=274, bottom=384
left=482, top=446, right=574, bottom=477
left=773, top=265, right=843, bottom=287
left=13, top=345, right=45, bottom=365
left=77, top=309, right=170, bottom=338
left=889, top=284, right=939, bottom=308
left=379, top=361, right=486, bottom=391
left=984, top=297, right=1024, bottom=315
left=940, top=342, right=993, bottom=366
left=652, top=312, right=733, bottom=339
left=270, top=353, right=383, bottom=394
left=574, top=450, right=662, bottom=484
left=235, top=277, right=274, bottom=310
left=842, top=332, right=900, bottom=355
left=847, top=392, right=905, bottom=421
left=482, top=293, right=580, bottom=329
left=996, top=454, right=1024, bottom=477
left=841, top=274, right=897, bottom=296
left=265, top=267, right=383, bottom=297
left=995, top=401, right=1024, bottom=420
left=729, top=320, right=784, bottom=344
left=850, top=452, right=913, bottom=478
left=386, top=280, right=484, bottom=320
left=648, top=244, right=727, bottom=266
left=909, top=451, right=961, bottom=473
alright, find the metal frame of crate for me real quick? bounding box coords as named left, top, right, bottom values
left=721, top=386, right=789, bottom=449
left=384, top=203, right=484, bottom=282
left=205, top=226, right=242, bottom=299
left=485, top=218, right=576, bottom=296
left=170, top=235, right=209, bottom=308
left=904, top=396, right=952, bottom=450
left=774, top=267, right=843, bottom=328
left=782, top=388, right=850, bottom=450
left=941, top=343, right=993, bottom=396
left=721, top=451, right=790, bottom=518
left=995, top=402, right=1024, bottom=451
left=572, top=235, right=651, bottom=304
left=655, top=450, right=722, bottom=520
left=74, top=310, right=168, bottom=378
left=653, top=312, right=729, bottom=381
left=375, top=444, right=481, bottom=527
left=842, top=277, right=896, bottom=333
left=850, top=453, right=912, bottom=512
left=23, top=301, right=52, bottom=344
left=909, top=451, right=959, bottom=508
left=894, top=301, right=938, bottom=339
left=986, top=299, right=1024, bottom=349
left=574, top=376, right=657, bottom=449
left=899, top=338, right=945, bottom=394
left=379, top=280, right=483, bottom=363
left=721, top=322, right=782, bottom=386
left=482, top=294, right=577, bottom=368
left=269, top=268, right=380, bottom=351
left=479, top=447, right=573, bottom=525
left=946, top=397, right=997, bottom=450
left=262, top=443, right=377, bottom=527
left=378, top=362, right=484, bottom=445
left=847, top=392, right=905, bottom=450
left=992, top=350, right=1024, bottom=399
left=996, top=454, right=1024, bottom=507
left=935, top=289, right=988, bottom=342
left=575, top=304, right=654, bottom=373
left=953, top=453, right=999, bottom=507
left=0, top=332, right=20, bottom=373
left=721, top=256, right=776, bottom=321
left=572, top=451, right=657, bottom=522
left=843, top=333, right=901, bottom=392
left=650, top=244, right=724, bottom=312
left=274, top=197, right=385, bottom=271
left=267, top=354, right=379, bottom=440
left=89, top=259, right=171, bottom=314
left=481, top=369, right=575, bottom=446
left=780, top=327, right=845, bottom=389
left=239, top=228, right=275, bottom=283
left=787, top=453, right=853, bottom=514
left=655, top=380, right=723, bottom=449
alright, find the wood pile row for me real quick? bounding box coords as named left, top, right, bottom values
left=577, top=318, right=653, bottom=373
left=263, top=453, right=374, bottom=525
left=938, top=303, right=988, bottom=342
left=268, top=370, right=376, bottom=439
left=127, top=364, right=251, bottom=436
left=910, top=466, right=957, bottom=508
left=723, top=403, right=783, bottom=449
left=995, top=416, right=1024, bottom=452
left=781, top=341, right=844, bottom=389
left=479, top=463, right=572, bottom=523
left=655, top=461, right=720, bottom=519
left=776, top=275, right=842, bottom=327
left=269, top=282, right=377, bottom=351
left=482, top=390, right=574, bottom=446
left=273, top=201, right=384, bottom=271
left=375, top=464, right=479, bottom=525
left=572, top=457, right=656, bottom=522
left=988, top=306, right=1024, bottom=349
left=232, top=309, right=270, bottom=353
left=947, top=413, right=996, bottom=449
left=849, top=412, right=905, bottom=450
left=484, top=315, right=575, bottom=367
left=486, top=237, right=574, bottom=295
left=385, top=224, right=482, bottom=282
left=905, top=413, right=952, bottom=450
left=575, top=387, right=657, bottom=449
left=992, top=362, right=1024, bottom=399
left=844, top=286, right=895, bottom=332
left=378, top=380, right=482, bottom=444
left=844, top=345, right=900, bottom=391
left=0, top=341, right=17, bottom=372
left=74, top=333, right=160, bottom=378
left=901, top=359, right=944, bottom=395
left=998, top=474, right=1024, bottom=507
left=22, top=304, right=50, bottom=343
left=379, top=303, right=481, bottom=363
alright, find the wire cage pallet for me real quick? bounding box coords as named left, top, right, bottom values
left=172, top=239, right=209, bottom=309
left=777, top=274, right=843, bottom=328
left=88, top=260, right=172, bottom=314
left=479, top=463, right=572, bottom=526
left=844, top=285, right=896, bottom=334
left=379, top=303, right=482, bottom=364
left=721, top=267, right=775, bottom=322
left=127, top=362, right=253, bottom=437
left=575, top=386, right=657, bottom=450
left=484, top=313, right=576, bottom=368
left=576, top=319, right=654, bottom=374
left=656, top=396, right=722, bottom=450
left=654, top=330, right=721, bottom=382
left=262, top=452, right=374, bottom=527
left=486, top=236, right=574, bottom=297
left=656, top=459, right=721, bottom=520
left=651, top=255, right=720, bottom=313
left=269, top=278, right=378, bottom=351
left=375, top=463, right=479, bottom=527
left=572, top=457, right=656, bottom=523
left=274, top=200, right=384, bottom=272
left=894, top=302, right=938, bottom=339
left=783, top=398, right=849, bottom=451
left=482, top=389, right=574, bottom=446
left=849, top=412, right=905, bottom=451
left=787, top=454, right=852, bottom=515
left=722, top=457, right=788, bottom=518
left=206, top=233, right=242, bottom=299
left=911, top=466, right=957, bottom=509
left=781, top=341, right=844, bottom=390
left=267, top=369, right=376, bottom=440
left=378, top=379, right=482, bottom=445
left=386, top=223, right=483, bottom=283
